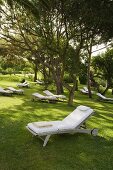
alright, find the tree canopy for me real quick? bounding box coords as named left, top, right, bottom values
left=1, top=0, right=113, bottom=105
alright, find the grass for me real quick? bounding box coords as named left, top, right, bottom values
left=0, top=79, right=113, bottom=170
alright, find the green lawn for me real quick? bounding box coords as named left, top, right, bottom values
left=0, top=80, right=113, bottom=170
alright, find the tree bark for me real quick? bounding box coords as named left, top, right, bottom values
left=55, top=76, right=64, bottom=94
left=68, top=84, right=76, bottom=106
left=87, top=64, right=92, bottom=98
left=63, top=75, right=76, bottom=106
left=87, top=41, right=93, bottom=98
left=54, top=66, right=64, bottom=94
left=68, top=89, right=75, bottom=106
left=112, top=89, right=113, bottom=95
left=33, top=64, right=38, bottom=82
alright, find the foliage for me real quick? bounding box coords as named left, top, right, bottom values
left=92, top=48, right=113, bottom=93
left=65, top=46, right=80, bottom=75
left=79, top=62, right=87, bottom=85
left=0, top=74, right=33, bottom=82
left=1, top=0, right=113, bottom=103
left=0, top=74, right=21, bottom=82
left=63, top=73, right=73, bottom=83
left=93, top=49, right=113, bottom=83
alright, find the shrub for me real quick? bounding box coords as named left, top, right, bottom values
left=63, top=74, right=73, bottom=83
left=79, top=75, right=87, bottom=85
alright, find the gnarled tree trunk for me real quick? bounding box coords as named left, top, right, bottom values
left=87, top=40, right=93, bottom=98
left=33, top=63, right=38, bottom=82
left=53, top=66, right=64, bottom=94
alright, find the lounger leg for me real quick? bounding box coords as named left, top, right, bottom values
left=73, top=128, right=98, bottom=136
left=43, top=135, right=51, bottom=147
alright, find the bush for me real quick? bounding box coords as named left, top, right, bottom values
left=0, top=74, right=30, bottom=82
left=0, top=75, right=21, bottom=82
left=79, top=75, right=87, bottom=85
left=63, top=74, right=73, bottom=83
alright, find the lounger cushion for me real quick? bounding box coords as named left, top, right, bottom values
left=32, top=93, right=57, bottom=100
left=43, top=90, right=66, bottom=99
left=62, top=106, right=93, bottom=128
left=27, top=106, right=93, bottom=136
left=27, top=121, right=61, bottom=135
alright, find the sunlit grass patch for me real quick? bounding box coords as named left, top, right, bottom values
left=0, top=79, right=113, bottom=170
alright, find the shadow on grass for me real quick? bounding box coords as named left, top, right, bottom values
left=0, top=87, right=113, bottom=169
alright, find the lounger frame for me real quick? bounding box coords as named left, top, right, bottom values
left=26, top=107, right=98, bottom=147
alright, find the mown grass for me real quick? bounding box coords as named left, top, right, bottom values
left=0, top=79, right=113, bottom=170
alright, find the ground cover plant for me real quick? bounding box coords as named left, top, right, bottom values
left=0, top=79, right=113, bottom=170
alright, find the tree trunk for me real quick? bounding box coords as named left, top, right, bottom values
left=87, top=43, right=92, bottom=98
left=68, top=75, right=76, bottom=106
left=75, top=79, right=78, bottom=91
left=33, top=64, right=38, bottom=82
left=55, top=77, right=64, bottom=94
left=68, top=89, right=75, bottom=106
left=42, top=66, right=49, bottom=89
left=112, top=89, right=113, bottom=95
left=54, top=67, right=64, bottom=94
left=87, top=71, right=92, bottom=98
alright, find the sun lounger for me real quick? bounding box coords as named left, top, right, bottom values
left=80, top=87, right=94, bottom=94
left=80, top=89, right=89, bottom=94
left=83, top=87, right=89, bottom=92
left=7, top=87, right=24, bottom=94
left=32, top=92, right=57, bottom=103
left=26, top=105, right=98, bottom=147
left=43, top=90, right=66, bottom=100
left=0, top=87, right=13, bottom=96
left=17, top=81, right=30, bottom=88
left=97, top=93, right=113, bottom=102
left=35, top=80, right=44, bottom=85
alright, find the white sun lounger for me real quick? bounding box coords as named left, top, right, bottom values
left=80, top=89, right=89, bottom=94
left=97, top=93, right=113, bottom=101
left=17, top=81, right=30, bottom=88
left=7, top=87, right=24, bottom=94
left=0, top=87, right=13, bottom=96
left=43, top=90, right=66, bottom=99
left=80, top=87, right=94, bottom=95
left=36, top=80, right=44, bottom=85
left=26, top=105, right=98, bottom=147
left=32, top=93, right=57, bottom=103
left=83, top=87, right=89, bottom=92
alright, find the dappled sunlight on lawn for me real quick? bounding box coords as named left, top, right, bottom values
left=0, top=81, right=113, bottom=170
left=0, top=96, right=25, bottom=109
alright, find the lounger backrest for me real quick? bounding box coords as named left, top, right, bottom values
left=36, top=80, right=43, bottom=83
left=43, top=90, right=54, bottom=96
left=23, top=81, right=29, bottom=85
left=8, top=87, right=15, bottom=91
left=80, top=89, right=88, bottom=93
left=97, top=93, right=106, bottom=99
left=0, top=87, right=3, bottom=91
left=61, top=105, right=94, bottom=128
left=0, top=87, right=6, bottom=92
left=33, top=93, right=44, bottom=98
left=36, top=80, right=40, bottom=83
left=83, top=87, right=88, bottom=92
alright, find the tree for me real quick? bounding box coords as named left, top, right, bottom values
left=0, top=2, right=44, bottom=81
left=63, top=46, right=80, bottom=105
left=67, top=0, right=113, bottom=98
left=1, top=0, right=113, bottom=105
left=92, top=48, right=113, bottom=94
